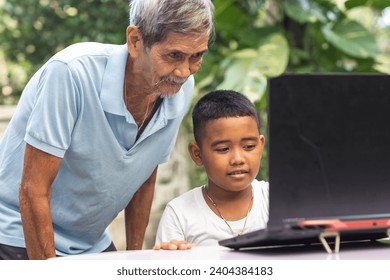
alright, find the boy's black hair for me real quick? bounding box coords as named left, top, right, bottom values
left=192, top=89, right=260, bottom=144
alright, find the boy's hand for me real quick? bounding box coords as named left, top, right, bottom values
left=153, top=240, right=195, bottom=250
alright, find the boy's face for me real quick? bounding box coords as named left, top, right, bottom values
left=189, top=116, right=265, bottom=193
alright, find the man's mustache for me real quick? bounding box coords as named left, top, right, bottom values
left=157, top=76, right=188, bottom=85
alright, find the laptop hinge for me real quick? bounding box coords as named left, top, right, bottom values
left=319, top=232, right=340, bottom=254
left=297, top=218, right=390, bottom=254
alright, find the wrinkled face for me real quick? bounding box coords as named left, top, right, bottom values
left=193, top=116, right=265, bottom=193
left=139, top=31, right=209, bottom=97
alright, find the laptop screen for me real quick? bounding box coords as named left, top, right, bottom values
left=268, top=74, right=390, bottom=228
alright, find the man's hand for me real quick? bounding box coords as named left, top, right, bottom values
left=153, top=240, right=195, bottom=250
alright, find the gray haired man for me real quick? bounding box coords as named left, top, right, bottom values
left=0, top=0, right=214, bottom=259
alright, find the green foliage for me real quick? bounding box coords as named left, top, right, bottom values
left=345, top=0, right=390, bottom=10
left=217, top=32, right=289, bottom=102
left=322, top=19, right=379, bottom=58
left=1, top=0, right=128, bottom=65
left=195, top=0, right=388, bottom=101
left=0, top=0, right=129, bottom=100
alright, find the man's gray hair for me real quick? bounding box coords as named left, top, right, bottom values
left=129, top=0, right=214, bottom=48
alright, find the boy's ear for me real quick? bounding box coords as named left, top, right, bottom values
left=126, top=25, right=144, bottom=58
left=258, top=134, right=265, bottom=158
left=259, top=134, right=265, bottom=147
left=188, top=141, right=203, bottom=166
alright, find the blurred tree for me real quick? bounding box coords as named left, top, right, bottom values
left=1, top=0, right=128, bottom=65
left=0, top=0, right=129, bottom=103
left=196, top=0, right=389, bottom=100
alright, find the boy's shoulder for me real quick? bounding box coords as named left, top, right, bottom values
left=166, top=185, right=204, bottom=207
left=252, top=179, right=269, bottom=189
left=252, top=179, right=269, bottom=198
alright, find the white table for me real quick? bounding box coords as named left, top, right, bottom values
left=43, top=241, right=390, bottom=280
left=61, top=239, right=390, bottom=260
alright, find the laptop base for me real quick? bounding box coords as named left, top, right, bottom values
left=219, top=225, right=390, bottom=254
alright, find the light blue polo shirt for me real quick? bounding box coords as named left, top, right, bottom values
left=0, top=42, right=194, bottom=255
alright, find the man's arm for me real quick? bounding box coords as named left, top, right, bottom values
left=125, top=167, right=158, bottom=250
left=19, top=144, right=62, bottom=259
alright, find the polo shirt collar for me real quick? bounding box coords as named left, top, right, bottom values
left=100, top=44, right=128, bottom=116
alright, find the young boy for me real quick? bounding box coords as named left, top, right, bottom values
left=154, top=90, right=269, bottom=250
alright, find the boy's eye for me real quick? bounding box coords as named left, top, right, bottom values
left=243, top=144, right=256, bottom=150
left=214, top=147, right=229, bottom=153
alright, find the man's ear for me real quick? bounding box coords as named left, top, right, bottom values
left=188, top=141, right=203, bottom=166
left=126, top=25, right=143, bottom=58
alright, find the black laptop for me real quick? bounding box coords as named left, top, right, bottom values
left=219, top=74, right=390, bottom=252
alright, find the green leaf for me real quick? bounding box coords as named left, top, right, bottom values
left=217, top=58, right=268, bottom=102
left=283, top=0, right=327, bottom=24
left=345, top=0, right=390, bottom=10
left=374, top=54, right=390, bottom=74
left=217, top=33, right=289, bottom=102
left=256, top=33, right=290, bottom=76
left=321, top=19, right=380, bottom=59
left=213, top=0, right=251, bottom=41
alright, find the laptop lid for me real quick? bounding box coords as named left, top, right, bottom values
left=268, top=73, right=390, bottom=229
left=219, top=73, right=390, bottom=250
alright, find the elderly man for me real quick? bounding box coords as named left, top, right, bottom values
left=0, top=0, right=214, bottom=259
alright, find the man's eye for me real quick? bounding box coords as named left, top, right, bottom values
left=169, top=52, right=182, bottom=59
left=190, top=52, right=205, bottom=62
left=193, top=52, right=204, bottom=59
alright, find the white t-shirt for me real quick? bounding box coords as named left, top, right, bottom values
left=155, top=179, right=269, bottom=246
